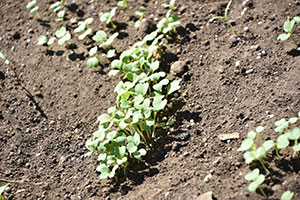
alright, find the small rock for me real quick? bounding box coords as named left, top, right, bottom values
left=170, top=60, right=188, bottom=76
left=176, top=132, right=190, bottom=141
left=25, top=128, right=31, bottom=133
left=218, top=132, right=239, bottom=141
left=271, top=184, right=281, bottom=191
left=258, top=21, right=263, bottom=25
left=235, top=61, right=240, bottom=67
left=49, top=120, right=55, bottom=125
left=26, top=39, right=31, bottom=44
left=250, top=45, right=260, bottom=51
left=245, top=68, right=254, bottom=74
left=28, top=29, right=34, bottom=34
left=11, top=46, right=15, bottom=51
left=196, top=191, right=213, bottom=200
left=243, top=27, right=249, bottom=32
left=70, top=18, right=77, bottom=24
left=203, top=173, right=212, bottom=183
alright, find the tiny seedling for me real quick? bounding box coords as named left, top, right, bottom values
left=87, top=46, right=101, bottom=68
left=245, top=168, right=266, bottom=197
left=37, top=35, right=56, bottom=49
left=0, top=184, right=9, bottom=200
left=277, top=17, right=300, bottom=47
left=0, top=51, right=21, bottom=85
left=100, top=7, right=117, bottom=29
left=50, top=1, right=62, bottom=13
left=26, top=0, right=41, bottom=19
left=135, top=6, right=147, bottom=28
left=74, top=18, right=94, bottom=40
left=117, top=0, right=127, bottom=8
left=211, top=0, right=236, bottom=35
left=281, top=191, right=294, bottom=200
left=55, top=27, right=71, bottom=46
left=162, top=0, right=176, bottom=14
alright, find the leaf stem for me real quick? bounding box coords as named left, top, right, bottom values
left=258, top=158, right=269, bottom=174
left=152, top=112, right=157, bottom=138
left=225, top=18, right=236, bottom=36
left=259, top=187, right=267, bottom=197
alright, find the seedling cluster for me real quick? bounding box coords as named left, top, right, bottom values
left=26, top=0, right=41, bottom=19
left=237, top=111, right=300, bottom=198
left=277, top=16, right=300, bottom=47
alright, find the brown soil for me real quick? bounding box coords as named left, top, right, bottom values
left=1, top=0, right=300, bottom=199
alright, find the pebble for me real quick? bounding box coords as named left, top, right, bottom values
left=245, top=69, right=254, bottom=74
left=49, top=120, right=55, bottom=125
left=203, top=173, right=212, bottom=183
left=235, top=61, right=240, bottom=67
left=250, top=45, right=260, bottom=51
left=26, top=39, right=31, bottom=44
left=25, top=128, right=30, bottom=133
left=258, top=21, right=263, bottom=25
left=28, top=28, right=34, bottom=34
left=170, top=60, right=187, bottom=76
left=243, top=27, right=249, bottom=32
left=11, top=46, right=15, bottom=51
left=196, top=191, right=213, bottom=200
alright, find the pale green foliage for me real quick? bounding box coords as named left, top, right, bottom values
left=55, top=27, right=71, bottom=46
left=100, top=7, right=117, bottom=29
left=278, top=17, right=300, bottom=46
left=26, top=0, right=41, bottom=19
left=281, top=191, right=294, bottom=200
left=117, top=0, right=127, bottom=8
left=245, top=168, right=265, bottom=193
left=0, top=184, right=9, bottom=200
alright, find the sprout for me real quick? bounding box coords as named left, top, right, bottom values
left=135, top=6, right=147, bottom=28
left=281, top=191, right=294, bottom=200
left=117, top=0, right=127, bottom=8
left=278, top=17, right=300, bottom=47
left=99, top=33, right=119, bottom=48
left=56, top=10, right=65, bottom=23
left=55, top=27, right=71, bottom=46
left=50, top=1, right=61, bottom=13
left=37, top=35, right=56, bottom=49
left=26, top=0, right=41, bottom=19
left=245, top=168, right=266, bottom=197
left=0, top=51, right=20, bottom=85
left=100, top=7, right=117, bottom=29
left=86, top=46, right=100, bottom=68
left=74, top=18, right=94, bottom=33
left=210, top=0, right=236, bottom=36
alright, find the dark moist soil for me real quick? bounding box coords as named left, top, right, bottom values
left=1, top=0, right=300, bottom=199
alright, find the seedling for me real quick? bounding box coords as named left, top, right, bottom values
left=237, top=126, right=270, bottom=173
left=281, top=191, right=294, bottom=200
left=0, top=184, right=9, bottom=200
left=50, top=1, right=62, bottom=13
left=37, top=35, right=56, bottom=50
left=100, top=7, right=117, bottom=29
left=0, top=51, right=21, bottom=85
left=156, top=8, right=181, bottom=34
left=135, top=6, right=147, bottom=28
left=117, top=0, right=127, bottom=8
left=26, top=0, right=41, bottom=19
left=86, top=46, right=101, bottom=68
left=74, top=18, right=94, bottom=40
left=162, top=0, right=176, bottom=16
left=277, top=17, right=300, bottom=47
left=211, top=0, right=236, bottom=35
left=92, top=32, right=119, bottom=48
left=55, top=27, right=71, bottom=46
left=245, top=168, right=266, bottom=197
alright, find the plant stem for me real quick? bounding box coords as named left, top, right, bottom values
left=35, top=11, right=41, bottom=20
left=134, top=125, right=147, bottom=143
left=8, top=63, right=21, bottom=85
left=110, top=20, right=117, bottom=29
left=225, top=18, right=236, bottom=36
left=290, top=34, right=298, bottom=47
left=275, top=146, right=281, bottom=159
left=258, top=158, right=269, bottom=174
left=152, top=112, right=157, bottom=138
left=259, top=187, right=267, bottom=197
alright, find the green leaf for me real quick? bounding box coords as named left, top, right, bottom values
left=293, top=144, right=300, bottom=152
left=153, top=79, right=169, bottom=91
left=153, top=96, right=167, bottom=112
left=281, top=191, right=294, bottom=200
left=248, top=181, right=259, bottom=192
left=78, top=28, right=92, bottom=40
left=50, top=2, right=60, bottom=9
left=244, top=151, right=255, bottom=164
left=133, top=132, right=140, bottom=146
left=55, top=27, right=66, bottom=38
left=290, top=127, right=300, bottom=140
left=283, top=20, right=295, bottom=33
left=262, top=140, right=274, bottom=152
left=107, top=49, right=116, bottom=58
left=256, top=126, right=264, bottom=133
left=108, top=69, right=119, bottom=76
left=237, top=138, right=254, bottom=152
left=37, top=35, right=47, bottom=45
left=133, top=148, right=146, bottom=159
left=109, top=165, right=119, bottom=178
left=92, top=30, right=107, bottom=42
left=224, top=0, right=232, bottom=18
left=85, top=17, right=94, bottom=25
left=119, top=119, right=129, bottom=129
left=146, top=118, right=155, bottom=127
left=0, top=184, right=10, bottom=199
left=245, top=168, right=259, bottom=181
left=127, top=142, right=137, bottom=153
left=116, top=146, right=126, bottom=158
left=86, top=57, right=99, bottom=68
left=289, top=117, right=298, bottom=124
left=254, top=146, right=266, bottom=159
left=132, top=111, right=143, bottom=124
left=26, top=0, right=36, bottom=9
left=167, top=79, right=181, bottom=95
left=277, top=134, right=289, bottom=149
left=93, top=129, right=105, bottom=141
left=117, top=157, right=128, bottom=165
left=89, top=46, right=98, bottom=57
left=135, top=83, right=149, bottom=96
left=100, top=12, right=110, bottom=23
left=99, top=167, right=110, bottom=179
left=107, top=131, right=117, bottom=140
left=100, top=33, right=119, bottom=48
left=74, top=23, right=86, bottom=33
left=47, top=37, right=56, bottom=45
left=98, top=153, right=107, bottom=161
left=30, top=6, right=39, bottom=13
left=111, top=59, right=122, bottom=69
left=0, top=52, right=7, bottom=61
left=277, top=33, right=291, bottom=41
left=97, top=114, right=110, bottom=124
left=57, top=10, right=65, bottom=19
left=255, top=174, right=265, bottom=185
left=247, top=131, right=257, bottom=140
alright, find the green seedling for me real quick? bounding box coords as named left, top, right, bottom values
left=100, top=7, right=117, bottom=29
left=55, top=27, right=71, bottom=46
left=157, top=13, right=181, bottom=34
left=0, top=51, right=21, bottom=85
left=162, top=0, right=176, bottom=13
left=237, top=126, right=270, bottom=173
left=277, top=17, right=300, bottom=47
left=211, top=0, right=236, bottom=35
left=93, top=32, right=119, bottom=48
left=117, top=0, right=127, bottom=8
left=37, top=35, right=56, bottom=50
left=105, top=49, right=116, bottom=58
left=86, top=46, right=101, bottom=68
left=281, top=191, right=294, bottom=200
left=56, top=10, right=65, bottom=23
left=26, top=0, right=41, bottom=19
left=0, top=184, right=9, bottom=200
left=245, top=168, right=266, bottom=197
left=50, top=1, right=62, bottom=13
left=74, top=18, right=94, bottom=40
left=135, top=6, right=147, bottom=28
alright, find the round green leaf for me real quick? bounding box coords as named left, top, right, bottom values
left=167, top=79, right=181, bottom=95
left=55, top=27, right=66, bottom=38
left=93, top=30, right=107, bottom=42
left=277, top=33, right=291, bottom=41
left=97, top=113, right=110, bottom=124
left=135, top=83, right=149, bottom=96
left=248, top=181, right=259, bottom=192
left=237, top=138, right=253, bottom=151
left=107, top=49, right=116, bottom=58
left=26, top=0, right=36, bottom=9
left=255, top=174, right=265, bottom=185
left=281, top=191, right=294, bottom=200
left=47, top=37, right=56, bottom=45
left=291, top=127, right=300, bottom=140
left=86, top=57, right=99, bottom=68
left=293, top=144, right=300, bottom=152
left=256, top=126, right=264, bottom=133
left=100, top=12, right=110, bottom=23
left=245, top=168, right=259, bottom=181
left=74, top=23, right=86, bottom=33
left=85, top=17, right=94, bottom=25
left=37, top=35, right=47, bottom=45
left=289, top=117, right=298, bottom=124
left=262, top=140, right=275, bottom=152
left=127, top=142, right=137, bottom=153
left=244, top=151, right=255, bottom=164
left=277, top=134, right=289, bottom=149
left=89, top=46, right=98, bottom=57
left=284, top=20, right=295, bottom=33
left=247, top=131, right=257, bottom=140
